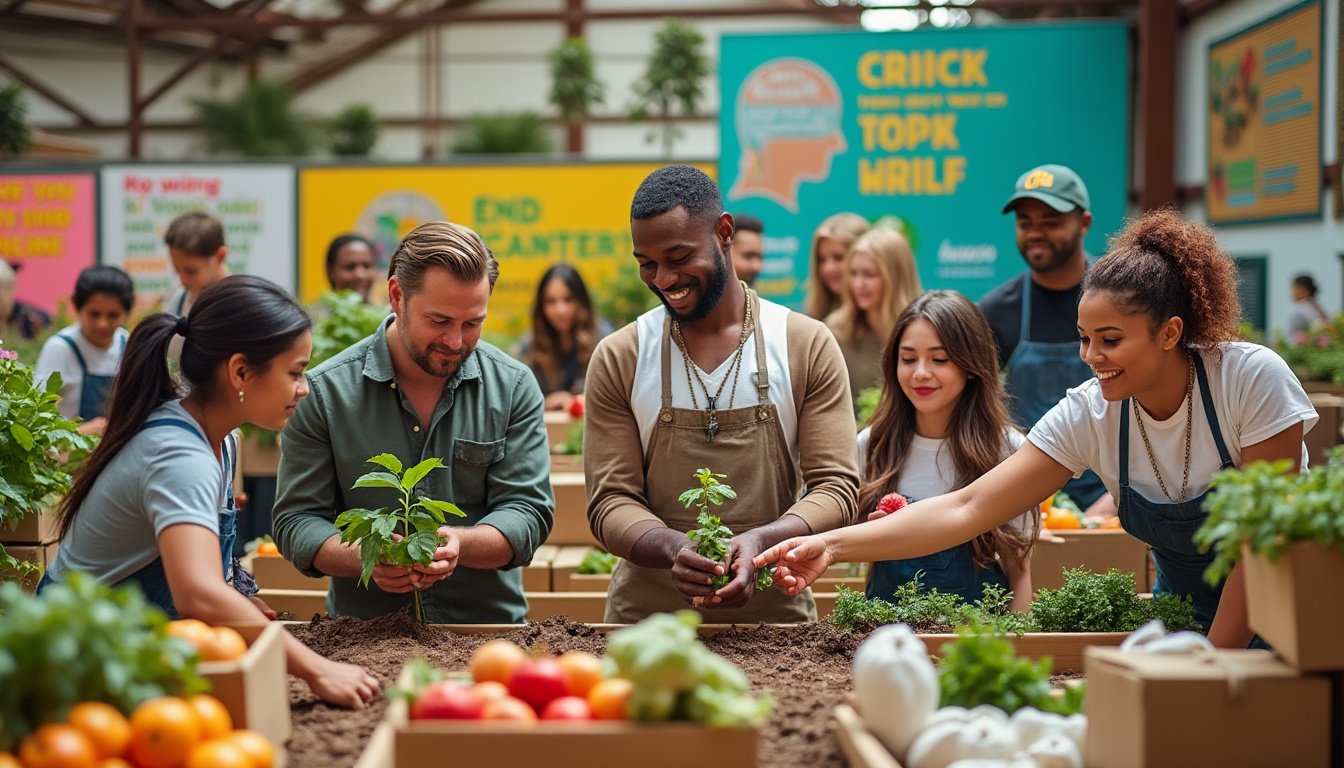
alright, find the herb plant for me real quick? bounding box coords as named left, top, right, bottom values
left=334, top=454, right=466, bottom=622
left=1030, top=568, right=1200, bottom=633
left=0, top=573, right=207, bottom=751
left=1196, top=451, right=1344, bottom=586
left=830, top=581, right=1033, bottom=635
left=679, top=468, right=775, bottom=591
left=576, top=549, right=617, bottom=575
left=561, top=421, right=584, bottom=456
left=937, top=622, right=1083, bottom=716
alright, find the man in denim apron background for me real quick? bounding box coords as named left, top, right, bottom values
left=979, top=164, right=1110, bottom=515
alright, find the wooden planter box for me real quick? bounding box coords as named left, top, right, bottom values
left=241, top=553, right=331, bottom=591
left=0, top=542, right=57, bottom=592
left=257, top=588, right=328, bottom=619
left=1030, top=529, right=1152, bottom=591
left=551, top=546, right=611, bottom=592
left=1244, top=542, right=1344, bottom=672
left=547, top=473, right=598, bottom=547
left=544, top=412, right=579, bottom=455
left=356, top=662, right=757, bottom=768
left=833, top=702, right=900, bottom=768
left=0, top=507, right=60, bottom=545
left=525, top=592, right=608, bottom=623
left=1305, top=393, right=1344, bottom=467
left=201, top=623, right=291, bottom=750
left=549, top=454, right=584, bottom=473
left=523, top=545, right=558, bottom=592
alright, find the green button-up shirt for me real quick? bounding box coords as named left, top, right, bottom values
left=273, top=316, right=553, bottom=624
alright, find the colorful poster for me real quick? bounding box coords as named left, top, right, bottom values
left=100, top=166, right=296, bottom=310
left=298, top=163, right=714, bottom=338
left=0, top=173, right=96, bottom=315
left=719, top=23, right=1130, bottom=306
left=1207, top=0, right=1322, bottom=224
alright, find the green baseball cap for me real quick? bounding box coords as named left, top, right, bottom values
left=1002, top=164, right=1090, bottom=214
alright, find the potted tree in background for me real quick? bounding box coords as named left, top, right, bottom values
left=548, top=37, right=605, bottom=155
left=0, top=85, right=33, bottom=161
left=629, top=19, right=709, bottom=159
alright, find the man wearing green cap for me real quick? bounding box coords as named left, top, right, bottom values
left=979, top=163, right=1109, bottom=512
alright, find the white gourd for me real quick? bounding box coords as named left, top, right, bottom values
left=1008, top=707, right=1067, bottom=748
left=1140, top=632, right=1215, bottom=654
left=1025, top=735, right=1083, bottom=768
left=1119, top=619, right=1168, bottom=651
left=906, top=713, right=1019, bottom=768
left=1060, top=714, right=1087, bottom=752
left=852, top=624, right=940, bottom=760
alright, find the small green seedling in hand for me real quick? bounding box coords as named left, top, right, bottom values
left=679, top=468, right=776, bottom=592
left=334, top=453, right=466, bottom=622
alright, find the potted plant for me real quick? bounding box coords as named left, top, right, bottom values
left=1196, top=450, right=1344, bottom=670
left=629, top=19, right=710, bottom=159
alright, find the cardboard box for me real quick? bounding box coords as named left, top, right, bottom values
left=524, top=544, right=558, bottom=592
left=1244, top=542, right=1344, bottom=672
left=0, top=542, right=57, bottom=592
left=1085, top=646, right=1331, bottom=768
left=1306, top=393, right=1344, bottom=467
left=544, top=411, right=579, bottom=454
left=201, top=623, right=292, bottom=750
left=241, top=553, right=331, bottom=591
left=378, top=669, right=758, bottom=768
left=547, top=472, right=598, bottom=547
left=1029, top=529, right=1151, bottom=591
left=525, top=592, right=608, bottom=623
left=0, top=507, right=60, bottom=544
left=833, top=702, right=900, bottom=768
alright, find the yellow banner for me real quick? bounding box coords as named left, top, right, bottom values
left=298, top=163, right=715, bottom=339
left=1207, top=0, right=1321, bottom=223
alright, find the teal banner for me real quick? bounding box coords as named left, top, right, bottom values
left=719, top=23, right=1131, bottom=308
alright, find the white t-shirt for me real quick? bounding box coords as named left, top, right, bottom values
left=632, top=299, right=800, bottom=481
left=858, top=426, right=1033, bottom=531
left=1028, top=342, right=1318, bottom=503
left=34, top=324, right=130, bottom=420
left=46, top=400, right=227, bottom=585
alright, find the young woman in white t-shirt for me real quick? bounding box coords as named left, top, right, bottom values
left=43, top=275, right=380, bottom=709
left=757, top=209, right=1316, bottom=648
left=858, top=290, right=1037, bottom=611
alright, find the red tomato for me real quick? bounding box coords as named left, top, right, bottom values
left=481, top=697, right=538, bottom=724
left=540, top=696, right=593, bottom=721
left=507, top=658, right=570, bottom=713
left=568, top=398, right=585, bottom=418
left=555, top=651, right=604, bottom=698
left=411, top=681, right=483, bottom=721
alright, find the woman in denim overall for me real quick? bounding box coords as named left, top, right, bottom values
left=757, top=210, right=1316, bottom=649
left=41, top=275, right=380, bottom=709
left=860, top=292, right=1037, bottom=611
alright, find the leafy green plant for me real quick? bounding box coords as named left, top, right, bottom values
left=311, top=290, right=389, bottom=368
left=548, top=38, right=605, bottom=128
left=596, top=260, right=660, bottom=330
left=328, top=104, right=381, bottom=156
left=576, top=549, right=616, bottom=575
left=629, top=19, right=709, bottom=158
left=937, top=622, right=1082, bottom=715
left=0, top=84, right=32, bottom=159
left=1196, top=451, right=1344, bottom=586
left=830, top=581, right=1033, bottom=635
left=1030, top=568, right=1199, bottom=633
left=679, top=468, right=775, bottom=590
left=0, top=341, right=96, bottom=573
left=560, top=421, right=584, bottom=456
left=451, top=112, right=554, bottom=155
left=193, top=80, right=317, bottom=157
left=1276, top=315, right=1344, bottom=382
left=334, top=454, right=466, bottom=622
left=855, top=386, right=881, bottom=429
left=0, top=572, right=207, bottom=750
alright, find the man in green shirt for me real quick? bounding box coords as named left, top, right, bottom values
left=273, top=221, right=554, bottom=624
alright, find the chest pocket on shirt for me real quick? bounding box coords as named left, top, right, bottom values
left=451, top=437, right=505, bottom=508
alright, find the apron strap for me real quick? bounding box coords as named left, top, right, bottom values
left=1018, top=273, right=1033, bottom=342
left=1191, top=351, right=1234, bottom=469
left=175, top=291, right=189, bottom=317
left=1119, top=398, right=1131, bottom=487
left=659, top=314, right=674, bottom=413
left=749, top=290, right=769, bottom=403
left=57, top=334, right=90, bottom=373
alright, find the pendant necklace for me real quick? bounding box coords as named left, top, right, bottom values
left=671, top=292, right=754, bottom=442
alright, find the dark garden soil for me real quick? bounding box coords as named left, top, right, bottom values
left=285, top=614, right=865, bottom=768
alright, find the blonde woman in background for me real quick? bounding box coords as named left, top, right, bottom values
left=804, top=213, right=870, bottom=321
left=826, top=227, right=922, bottom=402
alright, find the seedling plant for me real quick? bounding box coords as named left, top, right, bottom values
left=334, top=454, right=465, bottom=622
left=679, top=468, right=775, bottom=591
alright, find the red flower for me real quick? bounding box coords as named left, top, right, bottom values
left=876, top=493, right=908, bottom=514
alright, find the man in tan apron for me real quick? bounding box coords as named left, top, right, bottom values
left=585, top=165, right=861, bottom=624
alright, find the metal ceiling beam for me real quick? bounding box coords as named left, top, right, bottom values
left=0, top=53, right=102, bottom=126
left=137, top=0, right=276, bottom=112
left=1, top=11, right=216, bottom=54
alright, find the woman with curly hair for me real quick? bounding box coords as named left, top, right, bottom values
left=757, top=209, right=1317, bottom=647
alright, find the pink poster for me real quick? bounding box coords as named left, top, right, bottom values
left=0, top=173, right=97, bottom=315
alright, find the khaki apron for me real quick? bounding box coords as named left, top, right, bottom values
left=605, top=290, right=816, bottom=623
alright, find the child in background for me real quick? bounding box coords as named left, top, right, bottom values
left=164, top=211, right=230, bottom=317
left=858, top=290, right=1038, bottom=610
left=35, top=266, right=136, bottom=435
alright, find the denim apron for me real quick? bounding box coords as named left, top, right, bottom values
left=57, top=334, right=122, bottom=421
left=1116, top=353, right=1232, bottom=632
left=1004, top=273, right=1106, bottom=508
left=37, top=418, right=258, bottom=617
left=866, top=495, right=1010, bottom=604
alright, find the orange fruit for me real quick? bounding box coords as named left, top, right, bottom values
left=96, top=760, right=134, bottom=768
left=129, top=697, right=201, bottom=768
left=184, top=739, right=252, bottom=768
left=555, top=651, right=604, bottom=698
left=586, top=677, right=634, bottom=721
left=225, top=731, right=275, bottom=768
left=480, top=697, right=537, bottom=723
left=67, top=702, right=132, bottom=759
left=468, top=639, right=527, bottom=685
left=1044, top=507, right=1082, bottom=530
left=255, top=541, right=280, bottom=556
left=186, top=696, right=233, bottom=741
left=1101, top=516, right=1123, bottom=529
left=166, top=620, right=214, bottom=655
left=18, top=724, right=98, bottom=768
left=470, top=681, right=511, bottom=703
left=199, top=628, right=248, bottom=662
left=0, top=752, right=20, bottom=768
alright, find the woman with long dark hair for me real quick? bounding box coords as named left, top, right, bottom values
left=515, top=263, right=608, bottom=411
left=41, top=275, right=379, bottom=708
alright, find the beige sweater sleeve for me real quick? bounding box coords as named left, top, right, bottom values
left=783, top=311, right=861, bottom=532
left=583, top=325, right=665, bottom=557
